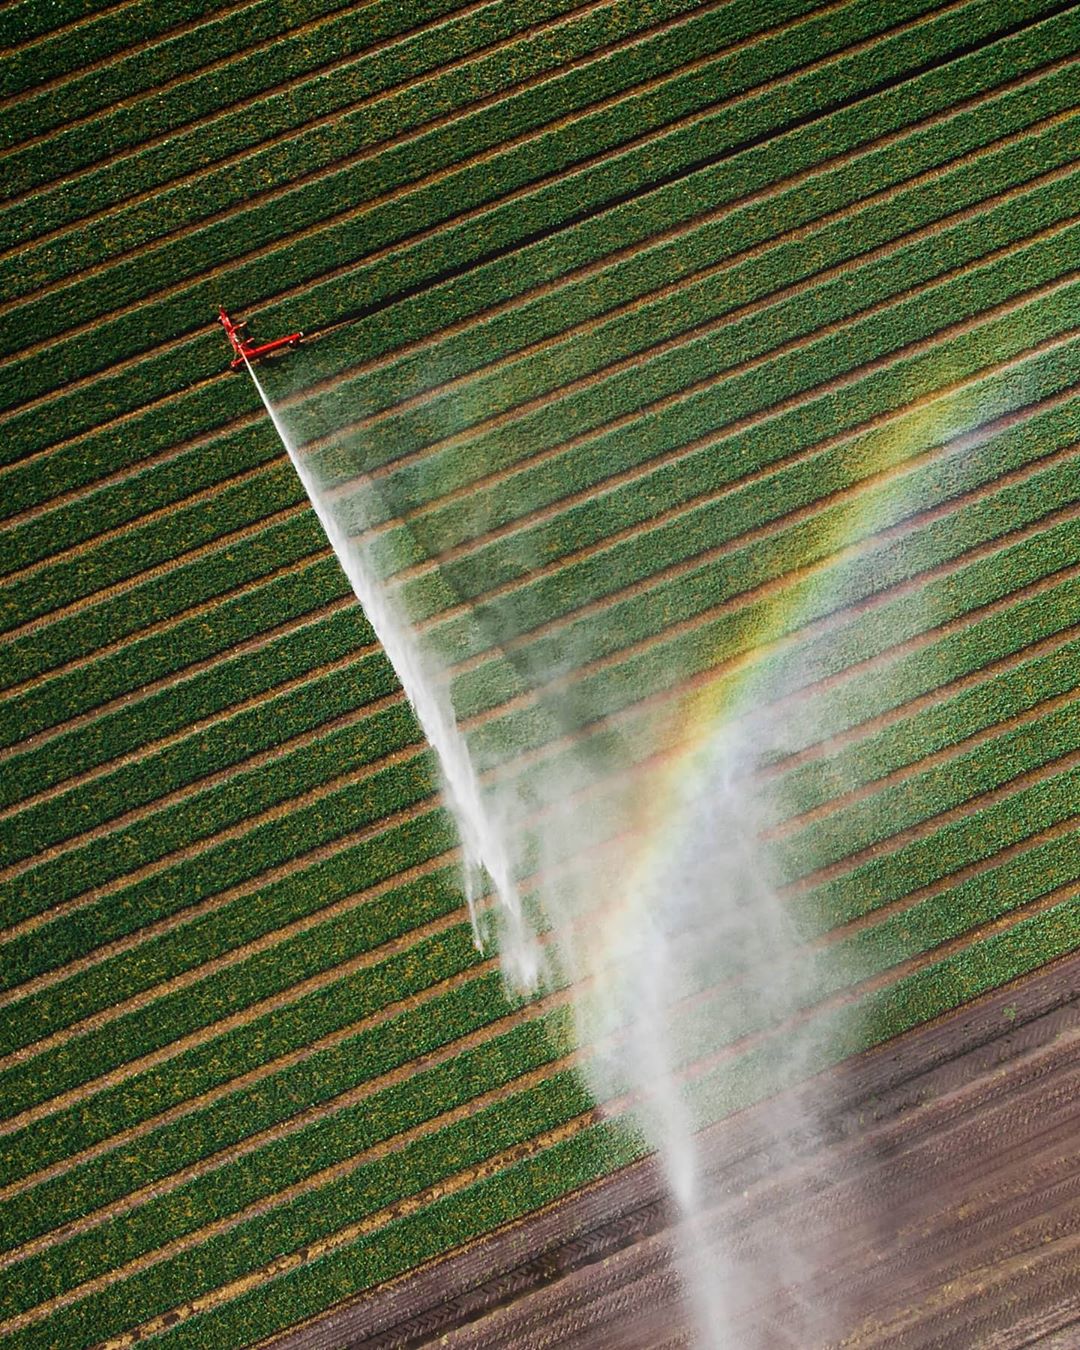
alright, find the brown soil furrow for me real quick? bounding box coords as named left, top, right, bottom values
left=271, top=955, right=1078, bottom=1350
left=0, top=591, right=352, bottom=767
left=0, top=1050, right=588, bottom=1339
left=0, top=891, right=474, bottom=1139
left=352, top=223, right=1080, bottom=523
left=355, top=137, right=1078, bottom=443
left=0, top=936, right=491, bottom=1205
left=0, top=0, right=716, bottom=299
left=0, top=984, right=573, bottom=1271
left=765, top=654, right=1080, bottom=840
left=2, top=486, right=1070, bottom=1085
left=0, top=0, right=502, bottom=171
left=0, top=0, right=259, bottom=113
left=101, top=1109, right=600, bottom=1350
left=98, top=895, right=1080, bottom=1349
left=278, top=56, right=1078, bottom=431
left=2, top=53, right=1063, bottom=524
left=0, top=683, right=410, bottom=900
left=3, top=0, right=856, bottom=368
left=0, top=453, right=286, bottom=590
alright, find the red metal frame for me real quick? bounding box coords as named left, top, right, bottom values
left=219, top=308, right=302, bottom=370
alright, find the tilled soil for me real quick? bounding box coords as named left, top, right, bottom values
left=266, top=950, right=1078, bottom=1349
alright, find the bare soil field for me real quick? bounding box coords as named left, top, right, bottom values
left=268, top=948, right=1079, bottom=1349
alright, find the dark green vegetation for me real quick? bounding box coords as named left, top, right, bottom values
left=0, top=1, right=1077, bottom=1345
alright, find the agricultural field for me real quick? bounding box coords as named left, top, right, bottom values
left=0, top=1, right=1077, bottom=1346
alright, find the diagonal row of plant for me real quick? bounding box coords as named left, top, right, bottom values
left=347, top=212, right=1080, bottom=536
left=4, top=537, right=1074, bottom=1296
left=116, top=890, right=1074, bottom=1350
left=5, top=99, right=1074, bottom=629
left=6, top=225, right=1076, bottom=750
left=5, top=798, right=1075, bottom=1322
left=3, top=464, right=1077, bottom=1133
left=4, top=552, right=1076, bottom=1097
left=5, top=331, right=1077, bottom=939
left=0, top=0, right=761, bottom=289
left=7, top=879, right=1076, bottom=1349
left=0, top=0, right=245, bottom=102
left=1, top=14, right=1069, bottom=475
left=0, top=0, right=493, bottom=165
left=0, top=0, right=1062, bottom=418
left=4, top=355, right=1075, bottom=884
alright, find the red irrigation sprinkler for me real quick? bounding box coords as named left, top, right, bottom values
left=218, top=308, right=303, bottom=371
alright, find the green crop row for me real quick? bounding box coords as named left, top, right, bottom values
left=0, top=0, right=1049, bottom=413
left=8, top=241, right=1075, bottom=750
left=0, top=603, right=377, bottom=809
left=350, top=216, right=1080, bottom=525
left=397, top=337, right=1079, bottom=626
left=0, top=684, right=421, bottom=870
left=435, top=386, right=1080, bottom=679
left=304, top=59, right=1080, bottom=469
left=0, top=509, right=325, bottom=690
left=0, top=461, right=305, bottom=632
left=804, top=761, right=1080, bottom=932
left=369, top=208, right=1080, bottom=593
left=10, top=555, right=1074, bottom=1063
left=544, top=504, right=1080, bottom=801
left=0, top=953, right=506, bottom=1245
left=4, top=470, right=1074, bottom=1044
left=10, top=152, right=1072, bottom=673
left=6, top=62, right=1069, bottom=589
left=9, top=405, right=1074, bottom=933
left=774, top=631, right=1080, bottom=824
left=781, top=697, right=1080, bottom=880
left=326, top=125, right=1078, bottom=495
left=0, top=551, right=352, bottom=750
left=0, top=0, right=596, bottom=200
left=20, top=895, right=1079, bottom=1350
left=0, top=723, right=441, bottom=936
left=0, top=679, right=417, bottom=875
left=0, top=1002, right=573, bottom=1317
left=40, top=763, right=1072, bottom=1315
left=0, top=0, right=240, bottom=99
left=8, top=355, right=1070, bottom=867
left=0, top=0, right=753, bottom=289
left=1, top=15, right=1068, bottom=471
left=3, top=276, right=1070, bottom=811
left=0, top=884, right=475, bottom=1186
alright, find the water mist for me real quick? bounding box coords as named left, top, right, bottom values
left=245, top=360, right=538, bottom=987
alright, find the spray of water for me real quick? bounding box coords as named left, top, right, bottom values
left=245, top=340, right=1012, bottom=1344
left=245, top=359, right=538, bottom=986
